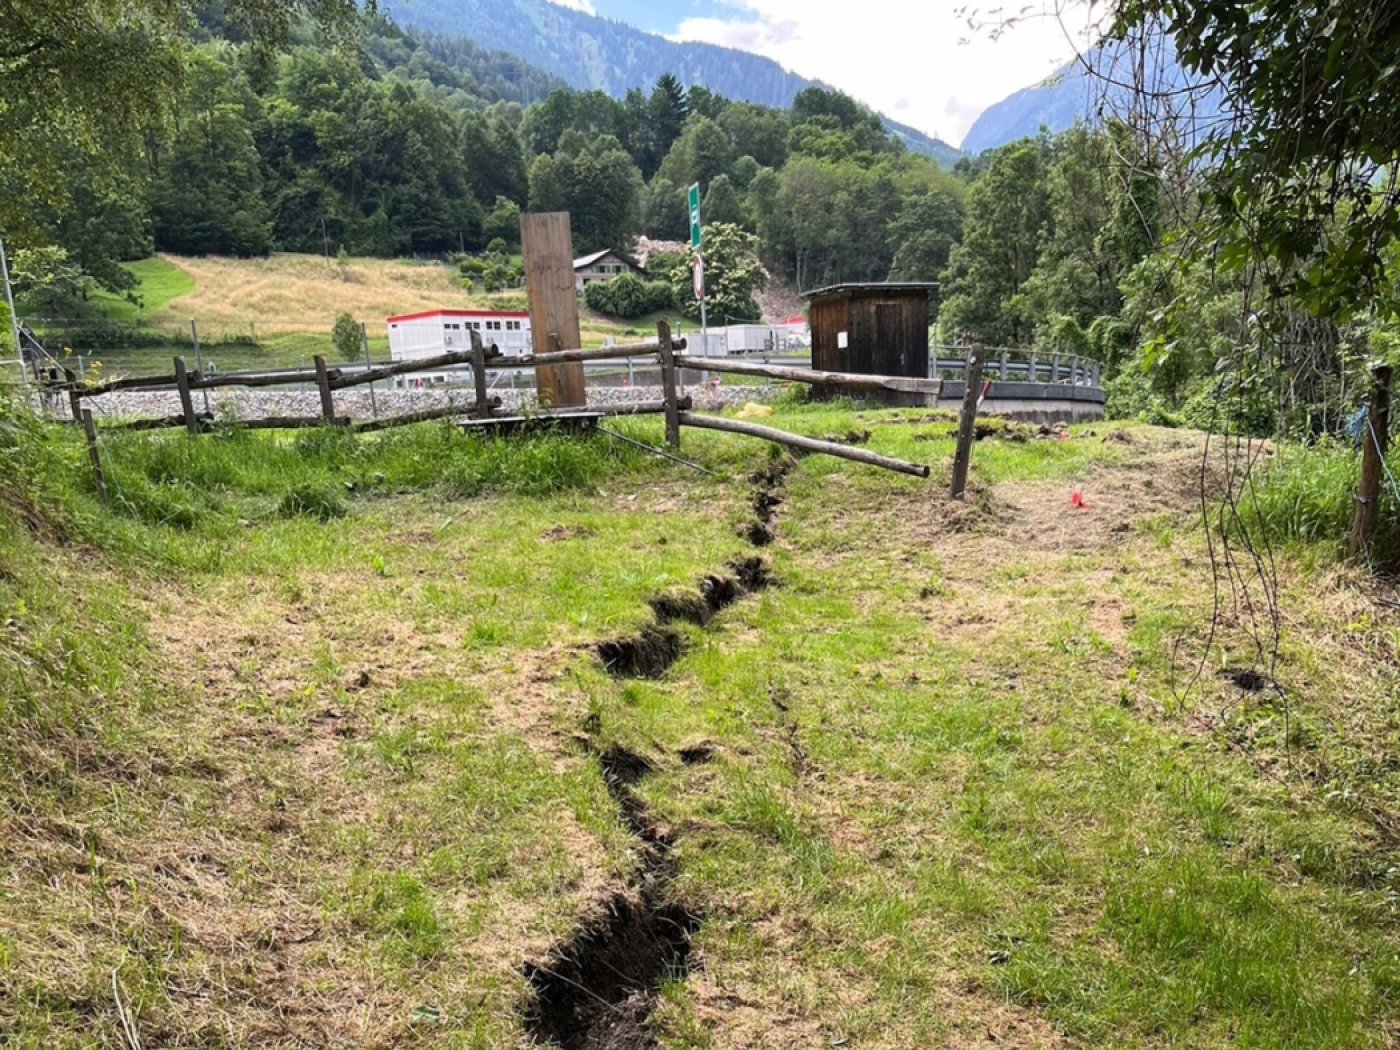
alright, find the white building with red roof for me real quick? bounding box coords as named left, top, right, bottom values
left=385, top=308, right=533, bottom=361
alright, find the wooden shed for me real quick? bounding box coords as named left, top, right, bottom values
left=805, top=283, right=936, bottom=403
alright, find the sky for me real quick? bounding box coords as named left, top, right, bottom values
left=550, top=0, right=1098, bottom=146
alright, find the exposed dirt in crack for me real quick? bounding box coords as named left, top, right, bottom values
left=596, top=626, right=686, bottom=679
left=741, top=457, right=797, bottom=547
left=597, top=558, right=776, bottom=678
left=524, top=740, right=700, bottom=1050
left=554, top=551, right=781, bottom=1042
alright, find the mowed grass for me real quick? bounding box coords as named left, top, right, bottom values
left=142, top=253, right=681, bottom=344
left=73, top=253, right=698, bottom=376
left=3, top=400, right=1400, bottom=1048
left=88, top=256, right=196, bottom=321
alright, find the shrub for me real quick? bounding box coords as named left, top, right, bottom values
left=331, top=313, right=361, bottom=362
left=584, top=274, right=674, bottom=319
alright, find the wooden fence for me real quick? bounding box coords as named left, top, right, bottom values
left=51, top=322, right=960, bottom=481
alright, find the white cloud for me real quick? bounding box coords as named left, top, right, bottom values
left=670, top=0, right=1098, bottom=146
left=547, top=0, right=597, bottom=13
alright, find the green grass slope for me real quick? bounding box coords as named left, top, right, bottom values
left=3, top=396, right=1400, bottom=1048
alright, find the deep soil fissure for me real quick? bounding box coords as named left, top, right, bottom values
left=532, top=548, right=780, bottom=1046
left=596, top=555, right=775, bottom=678
left=522, top=740, right=699, bottom=1050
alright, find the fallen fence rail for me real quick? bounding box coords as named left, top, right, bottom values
left=677, top=411, right=931, bottom=479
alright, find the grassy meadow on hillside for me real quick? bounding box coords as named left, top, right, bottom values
left=45, top=254, right=702, bottom=378
left=4, top=395, right=1400, bottom=1049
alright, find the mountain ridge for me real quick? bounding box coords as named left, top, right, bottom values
left=378, top=0, right=966, bottom=166
left=962, top=41, right=1224, bottom=153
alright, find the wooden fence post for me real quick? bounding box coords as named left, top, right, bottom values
left=174, top=357, right=198, bottom=435
left=1350, top=364, right=1393, bottom=562
left=470, top=328, right=490, bottom=417
left=313, top=355, right=336, bottom=424
left=81, top=409, right=107, bottom=502
left=950, top=345, right=985, bottom=500
left=520, top=212, right=586, bottom=407
left=62, top=368, right=82, bottom=423
left=658, top=320, right=680, bottom=450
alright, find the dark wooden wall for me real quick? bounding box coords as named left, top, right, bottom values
left=809, top=288, right=929, bottom=393
left=810, top=296, right=849, bottom=373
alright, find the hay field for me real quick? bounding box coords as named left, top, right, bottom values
left=140, top=253, right=666, bottom=346
left=146, top=253, right=474, bottom=328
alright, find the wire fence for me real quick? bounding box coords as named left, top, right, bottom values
left=18, top=318, right=379, bottom=385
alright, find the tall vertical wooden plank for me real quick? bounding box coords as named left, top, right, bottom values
left=63, top=368, right=83, bottom=423
left=81, top=409, right=107, bottom=501
left=520, top=212, right=585, bottom=407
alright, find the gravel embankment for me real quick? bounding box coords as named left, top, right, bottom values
left=57, top=382, right=777, bottom=423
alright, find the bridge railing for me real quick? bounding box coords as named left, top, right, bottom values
left=933, top=346, right=1103, bottom=389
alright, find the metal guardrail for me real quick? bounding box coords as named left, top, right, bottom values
left=932, top=347, right=1103, bottom=387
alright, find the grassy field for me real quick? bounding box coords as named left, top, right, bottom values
left=4, top=401, right=1400, bottom=1049
left=58, top=254, right=694, bottom=377
left=88, top=257, right=196, bottom=321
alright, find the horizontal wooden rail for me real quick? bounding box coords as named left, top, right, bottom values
left=191, top=369, right=342, bottom=390
left=105, top=413, right=358, bottom=432
left=109, top=412, right=214, bottom=432
left=485, top=340, right=683, bottom=369
left=678, top=411, right=930, bottom=478
left=225, top=415, right=352, bottom=430
left=675, top=355, right=942, bottom=395
left=329, top=349, right=480, bottom=389
left=353, top=401, right=498, bottom=433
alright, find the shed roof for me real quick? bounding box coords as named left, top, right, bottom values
left=802, top=282, right=939, bottom=301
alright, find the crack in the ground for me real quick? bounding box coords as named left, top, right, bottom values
left=596, top=557, right=775, bottom=679
left=741, top=456, right=796, bottom=547
left=523, top=740, right=700, bottom=1050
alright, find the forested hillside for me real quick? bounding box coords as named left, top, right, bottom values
left=9, top=11, right=966, bottom=332
left=375, top=0, right=965, bottom=166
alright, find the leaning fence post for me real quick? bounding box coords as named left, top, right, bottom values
left=174, top=357, right=198, bottom=435
left=1350, top=364, right=1393, bottom=562
left=950, top=345, right=985, bottom=500
left=314, top=355, right=336, bottom=424
left=81, top=409, right=107, bottom=502
left=470, top=328, right=490, bottom=418
left=658, top=320, right=680, bottom=450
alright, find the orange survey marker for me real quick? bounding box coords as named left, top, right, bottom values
left=1070, top=484, right=1086, bottom=509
